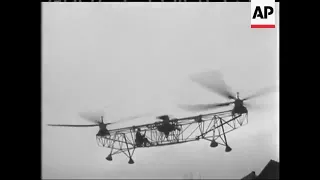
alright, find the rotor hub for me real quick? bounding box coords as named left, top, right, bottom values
left=99, top=123, right=107, bottom=130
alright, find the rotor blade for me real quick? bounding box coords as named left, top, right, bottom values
left=179, top=102, right=233, bottom=112
left=110, top=113, right=154, bottom=124
left=78, top=111, right=104, bottom=124
left=243, top=86, right=277, bottom=101
left=47, top=124, right=99, bottom=127
left=244, top=102, right=267, bottom=111
left=190, top=71, right=236, bottom=100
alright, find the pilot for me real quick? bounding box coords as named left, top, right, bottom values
left=135, top=128, right=151, bottom=147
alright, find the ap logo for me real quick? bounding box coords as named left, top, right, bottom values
left=251, top=0, right=276, bottom=28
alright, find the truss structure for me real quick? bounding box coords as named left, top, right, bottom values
left=96, top=110, right=248, bottom=164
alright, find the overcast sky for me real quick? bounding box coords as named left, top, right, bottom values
left=42, top=2, right=279, bottom=179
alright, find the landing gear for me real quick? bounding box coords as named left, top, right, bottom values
left=210, top=139, right=218, bottom=147
left=128, top=157, right=134, bottom=164
left=106, top=154, right=112, bottom=161
left=102, top=133, right=136, bottom=164
left=124, top=134, right=135, bottom=164
left=220, top=116, right=232, bottom=153
left=207, top=114, right=245, bottom=153
left=225, top=145, right=232, bottom=152
left=209, top=135, right=232, bottom=152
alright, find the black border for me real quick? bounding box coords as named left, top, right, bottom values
left=10, top=0, right=290, bottom=179
left=8, top=1, right=41, bottom=179
left=278, top=1, right=311, bottom=179
left=44, top=0, right=279, bottom=2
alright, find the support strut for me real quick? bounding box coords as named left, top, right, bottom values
left=106, top=134, right=117, bottom=161
left=220, top=117, right=232, bottom=152
left=123, top=134, right=134, bottom=164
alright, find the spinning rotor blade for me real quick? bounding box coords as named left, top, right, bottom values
left=243, top=86, right=277, bottom=101
left=179, top=102, right=233, bottom=112
left=243, top=102, right=266, bottom=111
left=78, top=111, right=104, bottom=124
left=112, top=113, right=153, bottom=124
left=47, top=124, right=99, bottom=127
left=190, top=71, right=236, bottom=100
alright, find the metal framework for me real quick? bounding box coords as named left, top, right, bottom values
left=95, top=110, right=248, bottom=164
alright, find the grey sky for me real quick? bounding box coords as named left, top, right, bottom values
left=42, top=2, right=279, bottom=179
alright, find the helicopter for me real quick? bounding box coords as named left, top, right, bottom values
left=47, top=71, right=277, bottom=164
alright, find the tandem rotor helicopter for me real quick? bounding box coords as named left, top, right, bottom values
left=48, top=71, right=276, bottom=164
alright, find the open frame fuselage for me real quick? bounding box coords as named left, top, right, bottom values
left=97, top=109, right=248, bottom=164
